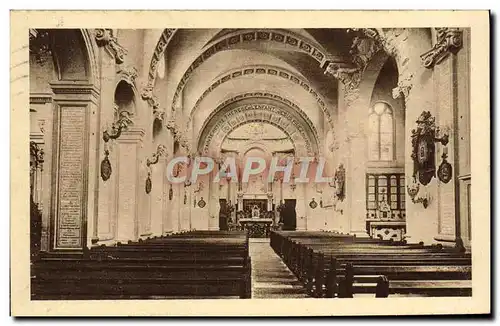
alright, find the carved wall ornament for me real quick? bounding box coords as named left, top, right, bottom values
left=410, top=111, right=449, bottom=186
left=406, top=177, right=431, bottom=209
left=344, top=87, right=361, bottom=108
left=118, top=66, right=138, bottom=87
left=169, top=184, right=173, bottom=201
left=95, top=29, right=127, bottom=64
left=184, top=191, right=187, bottom=205
left=146, top=144, right=167, bottom=167
left=103, top=111, right=133, bottom=143
left=324, top=62, right=361, bottom=91
left=392, top=73, right=414, bottom=100
left=100, top=150, right=112, bottom=182
left=38, top=120, right=46, bottom=134
left=347, top=28, right=400, bottom=60
left=420, top=28, right=463, bottom=68
left=30, top=141, right=44, bottom=173
left=437, top=150, right=453, bottom=184
left=100, top=111, right=133, bottom=181
left=166, top=119, right=191, bottom=152
left=348, top=31, right=383, bottom=71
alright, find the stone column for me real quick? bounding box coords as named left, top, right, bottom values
left=114, top=127, right=145, bottom=242
left=420, top=28, right=465, bottom=248
left=343, top=85, right=369, bottom=237
left=149, top=154, right=167, bottom=237
left=295, top=183, right=307, bottom=230
left=208, top=172, right=220, bottom=230
left=396, top=29, right=441, bottom=244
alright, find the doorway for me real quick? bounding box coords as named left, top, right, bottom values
left=219, top=199, right=228, bottom=231
left=280, top=199, right=296, bottom=231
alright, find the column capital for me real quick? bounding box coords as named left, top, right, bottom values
left=324, top=62, right=361, bottom=91
left=392, top=73, right=414, bottom=101
left=420, top=28, right=463, bottom=68
left=94, top=29, right=127, bottom=64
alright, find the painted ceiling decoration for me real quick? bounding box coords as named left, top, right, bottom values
left=197, top=92, right=320, bottom=147
left=188, top=65, right=334, bottom=129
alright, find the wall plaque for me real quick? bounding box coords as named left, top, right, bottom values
left=56, top=107, right=87, bottom=249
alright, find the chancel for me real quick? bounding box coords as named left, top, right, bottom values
left=27, top=27, right=472, bottom=300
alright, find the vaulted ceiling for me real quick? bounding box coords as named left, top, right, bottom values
left=157, top=28, right=357, bottom=155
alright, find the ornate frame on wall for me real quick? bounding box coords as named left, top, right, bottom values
left=410, top=111, right=449, bottom=186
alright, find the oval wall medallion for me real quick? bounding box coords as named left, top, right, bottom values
left=437, top=154, right=453, bottom=184
left=100, top=150, right=112, bottom=181
left=145, top=174, right=152, bottom=194
left=309, top=198, right=318, bottom=209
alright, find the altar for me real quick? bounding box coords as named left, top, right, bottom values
left=239, top=218, right=274, bottom=238
left=238, top=205, right=273, bottom=238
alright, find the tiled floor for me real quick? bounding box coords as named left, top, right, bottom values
left=249, top=238, right=309, bottom=299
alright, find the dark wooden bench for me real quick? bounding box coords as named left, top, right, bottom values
left=32, top=231, right=252, bottom=300
left=270, top=231, right=472, bottom=298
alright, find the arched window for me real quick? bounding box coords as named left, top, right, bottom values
left=368, top=102, right=394, bottom=161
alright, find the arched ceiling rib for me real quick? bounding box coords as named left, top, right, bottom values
left=188, top=64, right=333, bottom=129
left=171, top=29, right=351, bottom=114
left=197, top=98, right=320, bottom=156
left=197, top=92, right=320, bottom=146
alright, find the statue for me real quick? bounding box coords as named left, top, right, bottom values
left=251, top=205, right=260, bottom=218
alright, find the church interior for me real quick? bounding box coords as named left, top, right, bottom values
left=28, top=27, right=472, bottom=299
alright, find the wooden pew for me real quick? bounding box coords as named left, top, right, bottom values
left=32, top=231, right=252, bottom=300
left=270, top=231, right=472, bottom=298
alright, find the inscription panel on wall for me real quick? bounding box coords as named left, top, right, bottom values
left=55, top=106, right=87, bottom=249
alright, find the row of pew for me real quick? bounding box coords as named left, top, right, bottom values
left=270, top=231, right=472, bottom=298
left=31, top=231, right=252, bottom=300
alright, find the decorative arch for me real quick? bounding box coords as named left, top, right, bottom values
left=80, top=29, right=100, bottom=86
left=172, top=29, right=332, bottom=114
left=142, top=29, right=177, bottom=94
left=189, top=65, right=334, bottom=129
left=194, top=91, right=320, bottom=144
left=198, top=104, right=319, bottom=156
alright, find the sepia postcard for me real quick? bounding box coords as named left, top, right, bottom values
left=11, top=10, right=490, bottom=317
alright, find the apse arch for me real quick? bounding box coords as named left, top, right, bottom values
left=197, top=102, right=320, bottom=157
left=194, top=92, right=320, bottom=144
left=196, top=96, right=321, bottom=154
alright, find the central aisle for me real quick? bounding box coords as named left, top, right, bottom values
left=249, top=238, right=309, bottom=299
